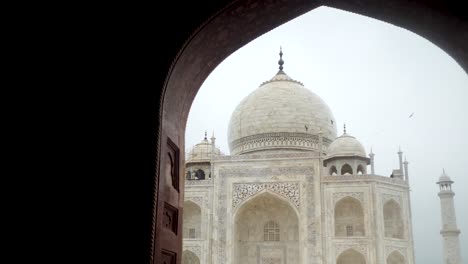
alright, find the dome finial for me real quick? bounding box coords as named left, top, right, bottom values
left=343, top=123, right=347, bottom=134
left=204, top=130, right=207, bottom=140
left=278, top=46, right=284, bottom=72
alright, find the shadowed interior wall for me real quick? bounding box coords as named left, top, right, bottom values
left=183, top=201, right=201, bottom=239
left=335, top=197, right=365, bottom=237
left=234, top=193, right=299, bottom=264
left=386, top=251, right=405, bottom=264
left=182, top=250, right=200, bottom=264
left=384, top=200, right=404, bottom=239
left=337, top=249, right=366, bottom=264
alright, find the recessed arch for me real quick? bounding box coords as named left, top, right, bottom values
left=330, top=165, right=338, bottom=175
left=337, top=248, right=366, bottom=264
left=182, top=250, right=200, bottom=264
left=387, top=250, right=405, bottom=264
left=383, top=199, right=404, bottom=239
left=152, top=1, right=468, bottom=261
left=335, top=197, right=365, bottom=237
left=341, top=164, right=353, bottom=175
left=357, top=164, right=365, bottom=175
left=234, top=192, right=300, bottom=263
left=183, top=201, right=201, bottom=239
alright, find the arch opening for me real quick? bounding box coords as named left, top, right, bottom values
left=337, top=249, right=366, bottom=264
left=330, top=165, right=338, bottom=175
left=234, top=192, right=299, bottom=264
left=384, top=199, right=404, bottom=239
left=341, top=164, right=353, bottom=175
left=183, top=201, right=201, bottom=239
left=387, top=251, right=405, bottom=264
left=182, top=250, right=200, bottom=264
left=335, top=197, right=365, bottom=237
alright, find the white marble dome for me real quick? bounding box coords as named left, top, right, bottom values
left=187, top=135, right=222, bottom=162
left=326, top=131, right=367, bottom=159
left=228, top=71, right=337, bottom=155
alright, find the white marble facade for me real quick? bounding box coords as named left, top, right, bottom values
left=183, top=64, right=415, bottom=264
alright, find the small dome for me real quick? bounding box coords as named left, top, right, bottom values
left=437, top=169, right=453, bottom=183
left=326, top=131, right=367, bottom=159
left=186, top=134, right=222, bottom=162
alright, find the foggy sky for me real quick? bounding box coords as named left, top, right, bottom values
left=185, top=6, right=468, bottom=263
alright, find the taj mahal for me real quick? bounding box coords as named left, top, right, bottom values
left=180, top=50, right=462, bottom=264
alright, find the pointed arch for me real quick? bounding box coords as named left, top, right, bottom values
left=335, top=197, right=365, bottom=237
left=183, top=201, right=201, bottom=239
left=337, top=248, right=366, bottom=264
left=387, top=251, right=405, bottom=264
left=330, top=165, right=338, bottom=175
left=384, top=199, right=404, bottom=239
left=357, top=164, right=365, bottom=175
left=341, top=164, right=353, bottom=175
left=182, top=250, right=200, bottom=264
left=234, top=192, right=300, bottom=263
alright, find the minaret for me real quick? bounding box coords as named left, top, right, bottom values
left=210, top=131, right=216, bottom=179
left=398, top=146, right=403, bottom=173
left=403, top=157, right=409, bottom=182
left=369, top=148, right=375, bottom=175
left=437, top=169, right=462, bottom=264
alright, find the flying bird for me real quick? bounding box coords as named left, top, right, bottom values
left=409, top=113, right=414, bottom=118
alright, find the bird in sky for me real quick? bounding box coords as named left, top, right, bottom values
left=409, top=113, right=414, bottom=118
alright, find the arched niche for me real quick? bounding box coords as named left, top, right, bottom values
left=335, top=197, right=365, bottom=237
left=330, top=165, right=338, bottom=175
left=182, top=250, right=200, bottom=264
left=341, top=164, right=353, bottom=175
left=383, top=199, right=404, bottom=239
left=234, top=192, right=299, bottom=264
left=337, top=249, right=366, bottom=264
left=357, top=164, right=365, bottom=175
left=183, top=201, right=201, bottom=239
left=387, top=251, right=405, bottom=264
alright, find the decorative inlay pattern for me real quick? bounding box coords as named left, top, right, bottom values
left=323, top=175, right=409, bottom=187
left=382, top=193, right=402, bottom=205
left=230, top=132, right=332, bottom=155
left=232, top=182, right=300, bottom=208
left=184, top=245, right=201, bottom=258
left=186, top=197, right=203, bottom=207
left=261, top=257, right=281, bottom=264
left=185, top=179, right=213, bottom=185
left=214, top=151, right=319, bottom=161
left=219, top=166, right=314, bottom=177
left=385, top=245, right=407, bottom=258
left=333, top=192, right=364, bottom=204
left=335, top=244, right=368, bottom=258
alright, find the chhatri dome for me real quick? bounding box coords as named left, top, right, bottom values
left=228, top=48, right=337, bottom=155
left=186, top=131, right=223, bottom=162
left=326, top=124, right=367, bottom=159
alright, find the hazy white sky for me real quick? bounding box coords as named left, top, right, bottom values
left=185, top=6, right=467, bottom=263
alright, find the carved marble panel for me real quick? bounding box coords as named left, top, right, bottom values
left=333, top=192, right=364, bottom=205
left=335, top=244, right=368, bottom=258
left=232, top=182, right=300, bottom=209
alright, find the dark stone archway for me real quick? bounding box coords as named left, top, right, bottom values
left=148, top=1, right=467, bottom=263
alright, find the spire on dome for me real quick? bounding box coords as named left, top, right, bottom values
left=343, top=123, right=347, bottom=134
left=278, top=46, right=284, bottom=73
left=204, top=131, right=207, bottom=140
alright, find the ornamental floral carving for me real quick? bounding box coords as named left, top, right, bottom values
left=333, top=192, right=364, bottom=205
left=232, top=182, right=300, bottom=209
left=183, top=245, right=201, bottom=258
left=385, top=245, right=407, bottom=258
left=335, top=244, right=368, bottom=258
left=186, top=197, right=203, bottom=207
left=382, top=193, right=402, bottom=205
